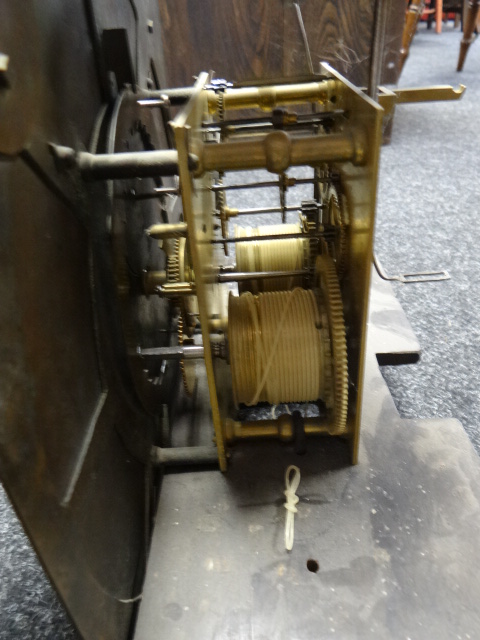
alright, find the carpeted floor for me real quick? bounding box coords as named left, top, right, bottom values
left=1, top=20, right=479, bottom=640
left=376, top=26, right=480, bottom=451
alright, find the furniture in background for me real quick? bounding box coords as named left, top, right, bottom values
left=425, top=1, right=464, bottom=33
left=457, top=0, right=480, bottom=69
left=400, top=0, right=474, bottom=76
left=400, top=0, right=425, bottom=73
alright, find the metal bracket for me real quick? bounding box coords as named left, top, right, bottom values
left=378, top=84, right=466, bottom=119
left=373, top=252, right=450, bottom=284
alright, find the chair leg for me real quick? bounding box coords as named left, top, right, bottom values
left=399, top=0, right=426, bottom=73
left=436, top=0, right=443, bottom=33
left=457, top=0, right=480, bottom=70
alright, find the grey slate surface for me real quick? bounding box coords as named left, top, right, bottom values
left=134, top=279, right=480, bottom=640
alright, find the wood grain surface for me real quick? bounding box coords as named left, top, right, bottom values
left=158, top=0, right=405, bottom=87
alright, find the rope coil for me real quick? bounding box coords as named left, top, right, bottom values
left=284, top=465, right=301, bottom=551
left=235, top=224, right=307, bottom=292
left=228, top=288, right=325, bottom=406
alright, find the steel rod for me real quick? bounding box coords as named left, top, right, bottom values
left=210, top=177, right=318, bottom=192
left=202, top=111, right=342, bottom=131
left=138, top=345, right=205, bottom=360
left=217, top=269, right=309, bottom=283
left=294, top=1, right=314, bottom=74
left=123, top=175, right=330, bottom=201
left=154, top=186, right=179, bottom=195
left=127, top=189, right=177, bottom=200
left=368, top=0, right=389, bottom=101
left=137, top=87, right=195, bottom=106
left=211, top=231, right=330, bottom=244
left=151, top=445, right=219, bottom=466
left=127, top=186, right=180, bottom=200
left=221, top=205, right=302, bottom=217
left=49, top=144, right=198, bottom=180
left=137, top=98, right=169, bottom=108
left=202, top=115, right=342, bottom=136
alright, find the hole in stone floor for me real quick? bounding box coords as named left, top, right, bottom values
left=306, top=558, right=319, bottom=573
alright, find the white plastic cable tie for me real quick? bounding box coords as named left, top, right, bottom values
left=284, top=465, right=301, bottom=551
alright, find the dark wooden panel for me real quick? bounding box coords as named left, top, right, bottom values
left=284, top=0, right=375, bottom=85
left=383, top=0, right=407, bottom=84
left=158, top=0, right=285, bottom=86
left=158, top=0, right=404, bottom=87
left=0, top=1, right=168, bottom=638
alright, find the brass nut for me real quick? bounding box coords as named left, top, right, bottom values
left=277, top=414, right=294, bottom=442
left=224, top=418, right=236, bottom=442
left=264, top=130, right=291, bottom=174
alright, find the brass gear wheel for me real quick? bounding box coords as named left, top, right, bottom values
left=323, top=184, right=348, bottom=278
left=165, top=237, right=197, bottom=338
left=178, top=314, right=197, bottom=396
left=166, top=239, right=181, bottom=283
left=316, top=254, right=348, bottom=435
left=216, top=178, right=229, bottom=256
left=169, top=238, right=197, bottom=395
left=300, top=201, right=320, bottom=271
left=166, top=237, right=194, bottom=285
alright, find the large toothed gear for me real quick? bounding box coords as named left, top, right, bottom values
left=316, top=254, right=348, bottom=436
left=324, top=184, right=348, bottom=278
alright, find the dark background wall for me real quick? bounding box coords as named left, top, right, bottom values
left=158, top=0, right=405, bottom=87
